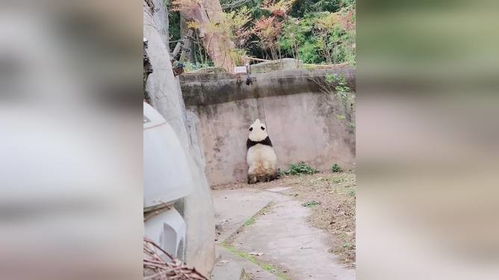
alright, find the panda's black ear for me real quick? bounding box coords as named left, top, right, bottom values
left=249, top=127, right=253, bottom=131
left=261, top=126, right=265, bottom=130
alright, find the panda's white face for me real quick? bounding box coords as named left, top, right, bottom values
left=248, top=119, right=268, bottom=142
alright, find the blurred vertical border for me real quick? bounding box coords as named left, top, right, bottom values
left=0, top=1, right=143, bottom=280
left=358, top=0, right=499, bottom=279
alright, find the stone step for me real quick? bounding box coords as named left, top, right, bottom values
left=211, top=257, right=246, bottom=280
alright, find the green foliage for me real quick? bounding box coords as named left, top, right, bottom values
left=323, top=73, right=355, bottom=110
left=168, top=0, right=355, bottom=68
left=183, top=61, right=214, bottom=72
left=299, top=41, right=321, bottom=63
left=290, top=0, right=352, bottom=17
left=332, top=163, right=343, bottom=173
left=278, top=10, right=355, bottom=64
left=326, top=73, right=350, bottom=92
left=284, top=162, right=319, bottom=175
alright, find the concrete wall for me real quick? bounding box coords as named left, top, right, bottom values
left=181, top=68, right=356, bottom=186
left=143, top=0, right=215, bottom=275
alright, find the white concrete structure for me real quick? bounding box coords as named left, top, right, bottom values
left=144, top=102, right=193, bottom=211
left=144, top=102, right=190, bottom=260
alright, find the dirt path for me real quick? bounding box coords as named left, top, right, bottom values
left=212, top=172, right=355, bottom=280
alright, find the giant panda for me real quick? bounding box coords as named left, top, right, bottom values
left=246, top=119, right=278, bottom=184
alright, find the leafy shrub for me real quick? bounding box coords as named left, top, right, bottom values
left=299, top=41, right=322, bottom=63
left=284, top=162, right=319, bottom=175
left=332, top=163, right=343, bottom=173
left=279, top=9, right=355, bottom=64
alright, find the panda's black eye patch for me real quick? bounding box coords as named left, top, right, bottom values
left=261, top=126, right=265, bottom=130
left=249, top=127, right=253, bottom=131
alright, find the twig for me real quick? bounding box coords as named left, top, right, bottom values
left=143, top=238, right=208, bottom=280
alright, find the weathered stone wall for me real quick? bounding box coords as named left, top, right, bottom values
left=181, top=68, right=356, bottom=186
left=144, top=0, right=215, bottom=275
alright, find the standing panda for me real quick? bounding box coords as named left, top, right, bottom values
left=246, top=119, right=278, bottom=184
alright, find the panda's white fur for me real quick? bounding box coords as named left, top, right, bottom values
left=246, top=119, right=278, bottom=184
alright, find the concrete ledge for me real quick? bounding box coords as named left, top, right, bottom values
left=180, top=67, right=355, bottom=106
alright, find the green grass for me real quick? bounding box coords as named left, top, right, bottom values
left=223, top=243, right=291, bottom=280
left=332, top=177, right=345, bottom=183
left=223, top=202, right=274, bottom=245
left=243, top=202, right=274, bottom=227
left=243, top=217, right=256, bottom=226
left=302, top=200, right=321, bottom=208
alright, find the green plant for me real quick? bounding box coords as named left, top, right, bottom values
left=284, top=162, right=318, bottom=175
left=343, top=242, right=355, bottom=250
left=347, top=189, right=355, bottom=196
left=322, top=73, right=355, bottom=112
left=183, top=61, right=215, bottom=72
left=325, top=73, right=350, bottom=92
left=299, top=40, right=321, bottom=63
left=278, top=8, right=355, bottom=64
left=332, top=163, right=343, bottom=173
left=302, top=200, right=321, bottom=207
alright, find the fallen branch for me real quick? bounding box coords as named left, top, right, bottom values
left=243, top=56, right=271, bottom=62
left=143, top=238, right=208, bottom=280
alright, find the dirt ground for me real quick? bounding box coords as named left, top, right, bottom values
left=213, top=171, right=356, bottom=268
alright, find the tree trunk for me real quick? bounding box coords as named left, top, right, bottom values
left=179, top=15, right=195, bottom=64
left=180, top=0, right=236, bottom=73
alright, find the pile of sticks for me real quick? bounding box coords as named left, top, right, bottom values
left=144, top=238, right=208, bottom=280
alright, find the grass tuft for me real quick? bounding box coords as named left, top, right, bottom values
left=331, top=164, right=343, bottom=173
left=223, top=244, right=291, bottom=280
left=244, top=217, right=256, bottom=226
left=301, top=200, right=321, bottom=208
left=283, top=162, right=318, bottom=175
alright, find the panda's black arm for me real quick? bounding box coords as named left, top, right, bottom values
left=262, top=136, right=273, bottom=147
left=247, top=137, right=273, bottom=149
left=246, top=139, right=254, bottom=149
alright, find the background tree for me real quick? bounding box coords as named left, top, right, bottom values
left=169, top=0, right=356, bottom=69
left=173, top=0, right=238, bottom=72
